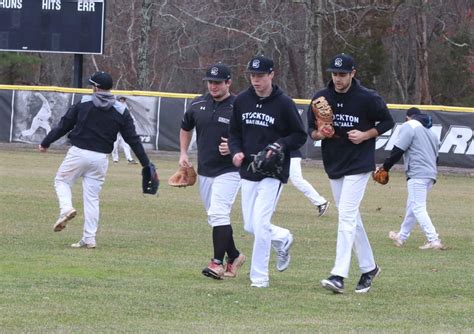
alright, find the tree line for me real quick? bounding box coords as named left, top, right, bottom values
left=0, top=0, right=472, bottom=107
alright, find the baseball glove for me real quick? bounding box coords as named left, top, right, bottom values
left=168, top=166, right=197, bottom=187
left=372, top=167, right=389, bottom=185
left=312, top=96, right=335, bottom=138
left=142, top=163, right=160, bottom=195
left=249, top=143, right=285, bottom=178
left=187, top=165, right=197, bottom=186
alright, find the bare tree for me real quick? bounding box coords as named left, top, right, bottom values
left=137, top=0, right=153, bottom=89
left=2, top=0, right=471, bottom=106
left=385, top=0, right=471, bottom=104
left=298, top=0, right=325, bottom=97
left=414, top=0, right=432, bottom=104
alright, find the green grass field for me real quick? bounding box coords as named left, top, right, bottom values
left=0, top=148, right=473, bottom=333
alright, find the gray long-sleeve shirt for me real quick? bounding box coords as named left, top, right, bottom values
left=395, top=119, right=440, bottom=180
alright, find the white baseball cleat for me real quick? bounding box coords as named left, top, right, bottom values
left=53, top=208, right=77, bottom=232
left=71, top=240, right=96, bottom=249
left=251, top=281, right=269, bottom=288
left=388, top=231, right=405, bottom=247
left=419, top=239, right=444, bottom=250
left=276, top=233, right=294, bottom=272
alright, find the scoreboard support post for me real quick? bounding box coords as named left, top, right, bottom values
left=73, top=54, right=84, bottom=88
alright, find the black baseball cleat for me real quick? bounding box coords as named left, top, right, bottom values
left=321, top=275, right=344, bottom=294
left=317, top=201, right=330, bottom=217
left=355, top=265, right=381, bottom=293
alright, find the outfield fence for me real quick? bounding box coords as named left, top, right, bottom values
left=1, top=85, right=473, bottom=168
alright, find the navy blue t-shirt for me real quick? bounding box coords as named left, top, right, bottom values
left=181, top=93, right=237, bottom=177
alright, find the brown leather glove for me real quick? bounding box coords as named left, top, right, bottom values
left=372, top=167, right=389, bottom=185
left=168, top=166, right=197, bottom=187
left=312, top=96, right=335, bottom=138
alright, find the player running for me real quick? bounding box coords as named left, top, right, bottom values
left=229, top=55, right=306, bottom=288
left=308, top=53, right=394, bottom=294
left=382, top=107, right=444, bottom=250
left=179, top=63, right=246, bottom=280
left=39, top=71, right=155, bottom=249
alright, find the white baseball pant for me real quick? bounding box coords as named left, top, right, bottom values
left=112, top=133, right=133, bottom=162
left=399, top=178, right=439, bottom=242
left=198, top=172, right=241, bottom=227
left=289, top=157, right=327, bottom=206
left=241, top=178, right=291, bottom=285
left=54, top=146, right=108, bottom=244
left=329, top=172, right=375, bottom=278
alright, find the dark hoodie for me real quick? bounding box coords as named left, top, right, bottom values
left=411, top=113, right=432, bottom=129
left=229, top=85, right=307, bottom=183
left=41, top=92, right=150, bottom=166
left=308, top=79, right=394, bottom=179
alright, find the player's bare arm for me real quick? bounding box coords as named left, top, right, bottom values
left=38, top=144, right=47, bottom=153
left=179, top=129, right=193, bottom=167
left=347, top=128, right=379, bottom=144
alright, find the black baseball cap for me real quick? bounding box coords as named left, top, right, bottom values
left=88, top=71, right=113, bottom=90
left=406, top=107, right=421, bottom=117
left=326, top=53, right=356, bottom=73
left=202, top=63, right=231, bottom=81
left=246, top=55, right=274, bottom=73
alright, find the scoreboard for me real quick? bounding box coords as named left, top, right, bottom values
left=0, top=0, right=105, bottom=54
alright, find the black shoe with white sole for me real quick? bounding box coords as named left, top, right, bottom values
left=321, top=275, right=344, bottom=294
left=317, top=201, right=330, bottom=217
left=355, top=265, right=381, bottom=293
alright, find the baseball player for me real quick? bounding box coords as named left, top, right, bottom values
left=229, top=55, right=307, bottom=288
left=179, top=63, right=245, bottom=280
left=289, top=150, right=330, bottom=217
left=308, top=53, right=394, bottom=293
left=112, top=133, right=137, bottom=164
left=382, top=107, right=444, bottom=250
left=39, top=71, right=154, bottom=248
left=21, top=92, right=52, bottom=138
left=111, top=96, right=138, bottom=164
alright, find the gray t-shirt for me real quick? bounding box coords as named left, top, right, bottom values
left=395, top=119, right=440, bottom=180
